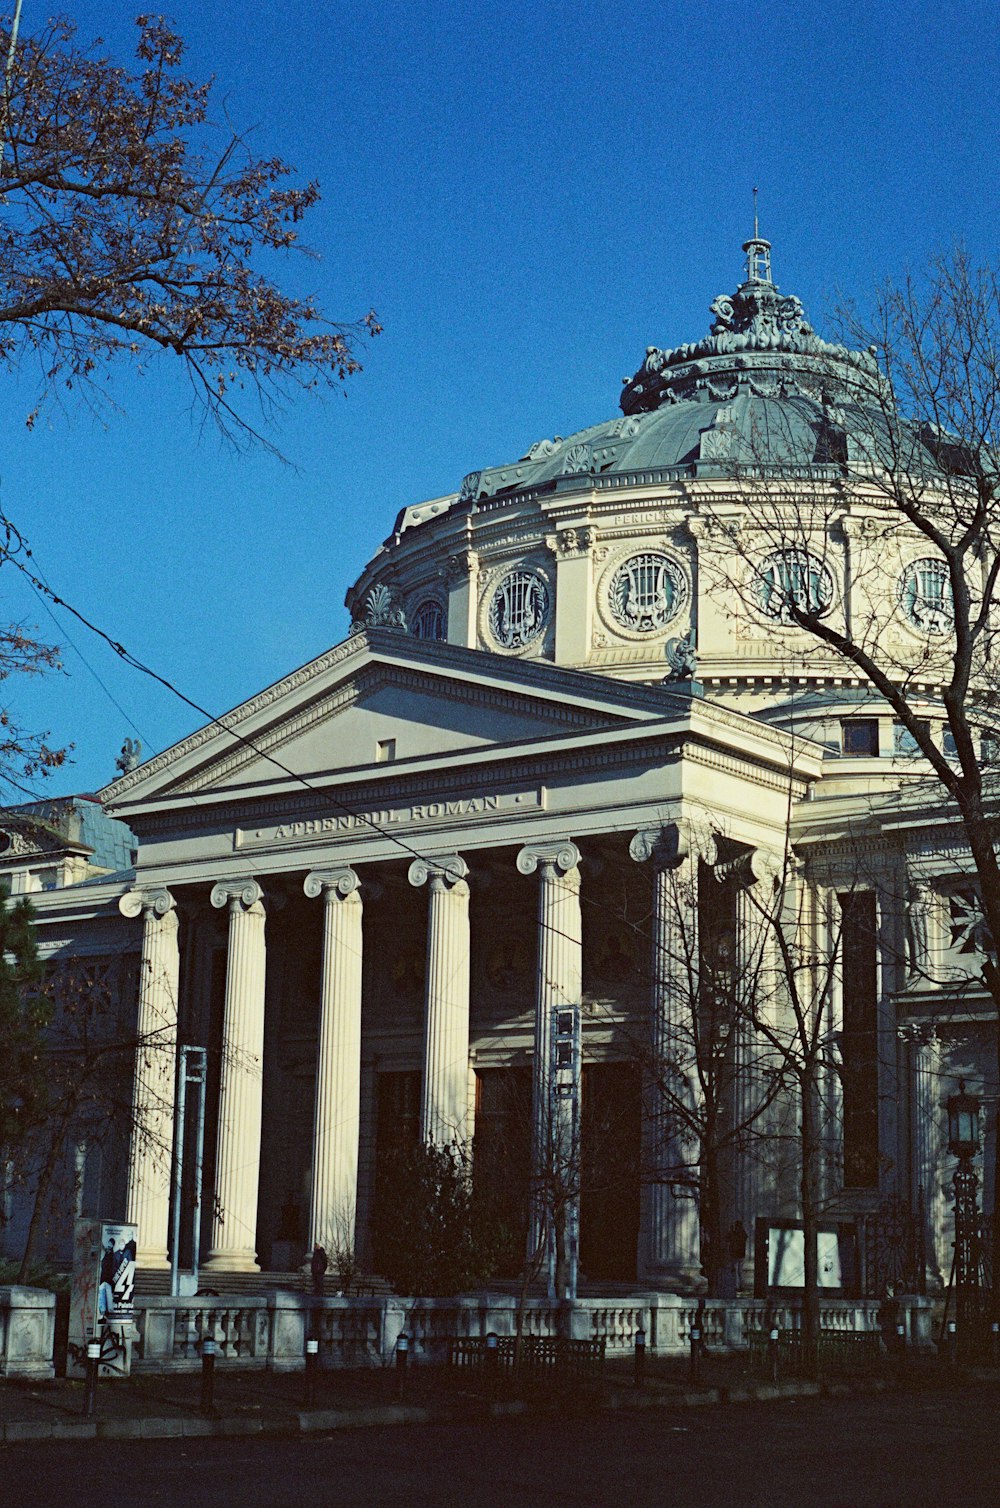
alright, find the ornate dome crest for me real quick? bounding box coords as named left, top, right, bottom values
left=620, top=232, right=879, bottom=416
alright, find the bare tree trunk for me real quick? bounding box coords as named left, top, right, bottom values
left=800, top=1069, right=821, bottom=1377
left=700, top=1127, right=725, bottom=1297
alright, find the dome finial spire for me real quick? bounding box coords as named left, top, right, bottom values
left=743, top=187, right=772, bottom=284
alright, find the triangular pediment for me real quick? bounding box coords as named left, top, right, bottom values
left=101, top=631, right=673, bottom=811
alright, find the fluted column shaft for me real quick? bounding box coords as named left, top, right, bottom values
left=909, top=1025, right=945, bottom=1285
left=205, top=881, right=267, bottom=1272
left=518, top=842, right=582, bottom=1271
left=631, top=827, right=700, bottom=1285
left=305, top=869, right=364, bottom=1257
left=120, top=888, right=179, bottom=1268
left=409, top=856, right=471, bottom=1146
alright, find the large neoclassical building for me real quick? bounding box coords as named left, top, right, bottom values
left=3, top=233, right=993, bottom=1295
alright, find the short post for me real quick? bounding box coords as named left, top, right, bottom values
left=82, top=1339, right=100, bottom=1417
left=396, top=1332, right=410, bottom=1401
left=895, top=1321, right=907, bottom=1358
left=486, top=1330, right=499, bottom=1399
left=200, top=1337, right=217, bottom=1414
left=767, top=1325, right=780, bottom=1385
left=991, top=1320, right=1000, bottom=1369
left=634, top=1325, right=646, bottom=1388
left=946, top=1319, right=958, bottom=1368
left=305, top=1337, right=319, bottom=1407
left=689, top=1316, right=702, bottom=1386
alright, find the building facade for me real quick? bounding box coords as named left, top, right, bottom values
left=4, top=235, right=994, bottom=1296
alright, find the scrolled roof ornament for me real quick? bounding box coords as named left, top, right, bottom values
left=349, top=582, right=407, bottom=636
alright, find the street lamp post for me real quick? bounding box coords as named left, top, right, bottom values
left=947, top=1081, right=982, bottom=1361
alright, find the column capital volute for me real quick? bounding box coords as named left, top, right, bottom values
left=210, top=878, right=264, bottom=912
left=712, top=847, right=782, bottom=892
left=119, top=886, right=176, bottom=921
left=898, top=1021, right=938, bottom=1046
left=304, top=866, right=362, bottom=901
left=408, top=854, right=469, bottom=890
left=629, top=824, right=687, bottom=869
left=516, top=840, right=581, bottom=878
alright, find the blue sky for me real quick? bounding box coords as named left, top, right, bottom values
left=2, top=0, right=998, bottom=797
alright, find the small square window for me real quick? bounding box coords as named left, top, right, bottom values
left=375, top=738, right=396, bottom=763
left=556, top=1009, right=575, bottom=1037
left=841, top=718, right=879, bottom=757
left=556, top=1041, right=573, bottom=1068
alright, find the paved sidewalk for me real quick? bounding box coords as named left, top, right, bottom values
left=0, top=1352, right=984, bottom=1446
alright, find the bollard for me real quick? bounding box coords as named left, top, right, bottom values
left=396, top=1332, right=410, bottom=1401
left=305, top=1338, right=319, bottom=1408
left=896, top=1320, right=907, bottom=1357
left=634, top=1326, right=647, bottom=1388
left=200, top=1337, right=217, bottom=1414
left=486, top=1330, right=500, bottom=1399
left=767, top=1327, right=780, bottom=1385
left=689, top=1321, right=702, bottom=1386
left=991, top=1321, right=1000, bottom=1369
left=82, top=1339, right=100, bottom=1417
left=946, top=1319, right=958, bottom=1368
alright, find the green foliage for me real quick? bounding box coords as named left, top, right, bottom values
left=371, top=1142, right=508, bottom=1297
left=0, top=889, right=49, bottom=1156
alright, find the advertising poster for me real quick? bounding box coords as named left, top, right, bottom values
left=69, top=1218, right=138, bottom=1376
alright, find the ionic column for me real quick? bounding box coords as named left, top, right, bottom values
left=304, top=868, right=364, bottom=1260
left=408, top=855, right=471, bottom=1146
left=205, top=880, right=267, bottom=1272
left=630, top=826, right=700, bottom=1286
left=119, top=887, right=179, bottom=1269
left=517, top=841, right=582, bottom=1272
left=729, top=850, right=780, bottom=1274
left=904, top=1023, right=945, bottom=1286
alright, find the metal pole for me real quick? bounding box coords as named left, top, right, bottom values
left=200, top=1337, right=216, bottom=1413
left=305, top=1337, right=319, bottom=1407
left=82, top=1339, right=100, bottom=1417
left=189, top=1048, right=207, bottom=1290
left=170, top=1051, right=189, bottom=1298
left=396, top=1333, right=409, bottom=1401
left=634, top=1326, right=646, bottom=1387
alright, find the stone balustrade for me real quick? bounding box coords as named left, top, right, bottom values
left=0, top=1288, right=935, bottom=1378
left=124, top=1291, right=935, bottom=1372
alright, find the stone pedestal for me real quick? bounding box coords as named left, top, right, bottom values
left=304, top=868, right=364, bottom=1261
left=205, top=881, right=267, bottom=1273
left=409, top=856, right=471, bottom=1146
left=119, top=887, right=179, bottom=1269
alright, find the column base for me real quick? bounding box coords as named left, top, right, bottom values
left=202, top=1249, right=261, bottom=1274
left=638, top=1262, right=704, bottom=1292
left=135, top=1249, right=171, bottom=1272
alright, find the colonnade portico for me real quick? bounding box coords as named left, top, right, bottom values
left=117, top=817, right=791, bottom=1285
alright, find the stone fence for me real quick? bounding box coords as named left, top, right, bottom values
left=0, top=1287, right=937, bottom=1378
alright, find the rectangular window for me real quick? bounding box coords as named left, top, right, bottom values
left=841, top=718, right=880, bottom=757
left=839, top=892, right=879, bottom=1189
left=375, top=738, right=396, bottom=763
left=893, top=720, right=930, bottom=756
